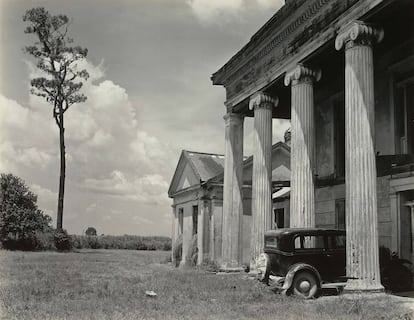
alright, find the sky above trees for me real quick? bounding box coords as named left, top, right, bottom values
left=0, top=0, right=289, bottom=236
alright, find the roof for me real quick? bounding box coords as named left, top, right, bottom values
left=207, top=141, right=291, bottom=184
left=169, top=141, right=291, bottom=197
left=185, top=151, right=225, bottom=182
left=272, top=165, right=290, bottom=182
left=168, top=150, right=224, bottom=197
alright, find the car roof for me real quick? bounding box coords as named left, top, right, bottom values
left=264, top=228, right=345, bottom=237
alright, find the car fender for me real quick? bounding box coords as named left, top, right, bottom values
left=398, top=258, right=412, bottom=266
left=281, top=263, right=322, bottom=294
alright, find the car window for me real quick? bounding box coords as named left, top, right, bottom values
left=335, top=235, right=346, bottom=248
left=294, top=236, right=301, bottom=249
left=327, top=234, right=346, bottom=249
left=294, top=235, right=325, bottom=250
left=265, top=237, right=279, bottom=249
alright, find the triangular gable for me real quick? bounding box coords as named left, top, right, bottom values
left=176, top=163, right=199, bottom=190
left=168, top=151, right=201, bottom=197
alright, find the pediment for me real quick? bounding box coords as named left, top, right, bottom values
left=168, top=152, right=201, bottom=197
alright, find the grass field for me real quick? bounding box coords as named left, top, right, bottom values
left=0, top=249, right=413, bottom=320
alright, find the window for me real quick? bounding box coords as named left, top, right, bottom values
left=335, top=199, right=345, bottom=230
left=265, top=237, right=279, bottom=249
left=274, top=208, right=284, bottom=228
left=178, top=208, right=183, bottom=235
left=333, top=97, right=345, bottom=178
left=192, top=206, right=198, bottom=235
left=395, top=77, right=414, bottom=154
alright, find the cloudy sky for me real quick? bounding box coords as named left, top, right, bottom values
left=0, top=0, right=289, bottom=236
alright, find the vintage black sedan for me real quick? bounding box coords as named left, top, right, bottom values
left=261, top=228, right=347, bottom=298
left=261, top=228, right=412, bottom=299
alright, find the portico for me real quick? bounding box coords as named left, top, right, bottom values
left=212, top=0, right=414, bottom=292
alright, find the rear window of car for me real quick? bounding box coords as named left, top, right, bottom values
left=294, top=235, right=325, bottom=250
left=265, top=237, right=279, bottom=249
left=328, top=235, right=346, bottom=249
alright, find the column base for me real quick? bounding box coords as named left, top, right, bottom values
left=343, top=280, right=385, bottom=295
left=219, top=266, right=245, bottom=273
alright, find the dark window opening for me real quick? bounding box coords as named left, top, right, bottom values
left=335, top=199, right=345, bottom=230
left=333, top=97, right=345, bottom=178
left=395, top=75, right=414, bottom=154
left=192, top=206, right=198, bottom=235
left=178, top=208, right=184, bottom=235
left=274, top=208, right=285, bottom=228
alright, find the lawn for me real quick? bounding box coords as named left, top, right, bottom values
left=0, top=249, right=413, bottom=320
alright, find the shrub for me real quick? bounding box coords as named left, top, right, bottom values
left=162, top=241, right=172, bottom=251
left=85, top=227, right=97, bottom=236
left=0, top=173, right=52, bottom=251
left=173, top=234, right=183, bottom=267
left=33, top=230, right=56, bottom=251
left=188, top=234, right=198, bottom=267
left=54, top=229, right=73, bottom=251
left=199, top=258, right=220, bottom=273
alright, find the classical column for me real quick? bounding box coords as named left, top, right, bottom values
left=249, top=92, right=278, bottom=270
left=221, top=113, right=244, bottom=271
left=284, top=64, right=321, bottom=229
left=335, top=21, right=384, bottom=293
left=180, top=208, right=193, bottom=267
left=171, top=205, right=178, bottom=265
left=197, top=199, right=210, bottom=265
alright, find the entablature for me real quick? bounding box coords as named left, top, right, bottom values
left=212, top=0, right=390, bottom=109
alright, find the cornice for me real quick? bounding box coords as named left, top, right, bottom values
left=213, top=0, right=388, bottom=108
left=212, top=0, right=339, bottom=87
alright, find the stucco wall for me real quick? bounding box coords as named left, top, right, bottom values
left=314, top=177, right=392, bottom=248
left=315, top=99, right=335, bottom=177
left=377, top=176, right=392, bottom=249
left=315, top=184, right=344, bottom=228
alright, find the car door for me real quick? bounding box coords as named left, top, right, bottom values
left=325, top=234, right=346, bottom=280
left=292, top=234, right=330, bottom=277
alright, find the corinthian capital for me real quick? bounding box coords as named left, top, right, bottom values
left=335, top=21, right=384, bottom=50
left=284, top=64, right=321, bottom=86
left=248, top=91, right=278, bottom=111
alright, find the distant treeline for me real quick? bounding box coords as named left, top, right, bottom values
left=71, top=235, right=172, bottom=251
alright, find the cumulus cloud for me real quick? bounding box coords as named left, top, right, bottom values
left=188, top=0, right=285, bottom=25
left=30, top=184, right=57, bottom=203
left=1, top=59, right=174, bottom=214
left=84, top=170, right=169, bottom=205
left=188, top=0, right=244, bottom=24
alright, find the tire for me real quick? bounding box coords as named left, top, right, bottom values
left=292, top=271, right=319, bottom=299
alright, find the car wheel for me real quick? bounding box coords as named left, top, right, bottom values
left=292, top=271, right=319, bottom=299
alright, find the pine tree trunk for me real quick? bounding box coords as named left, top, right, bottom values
left=56, top=110, right=65, bottom=230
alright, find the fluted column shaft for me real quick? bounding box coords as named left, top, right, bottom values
left=285, top=65, right=320, bottom=228
left=197, top=199, right=210, bottom=265
left=171, top=206, right=178, bottom=265
left=221, top=113, right=244, bottom=270
left=336, top=21, right=384, bottom=293
left=249, top=92, right=278, bottom=270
